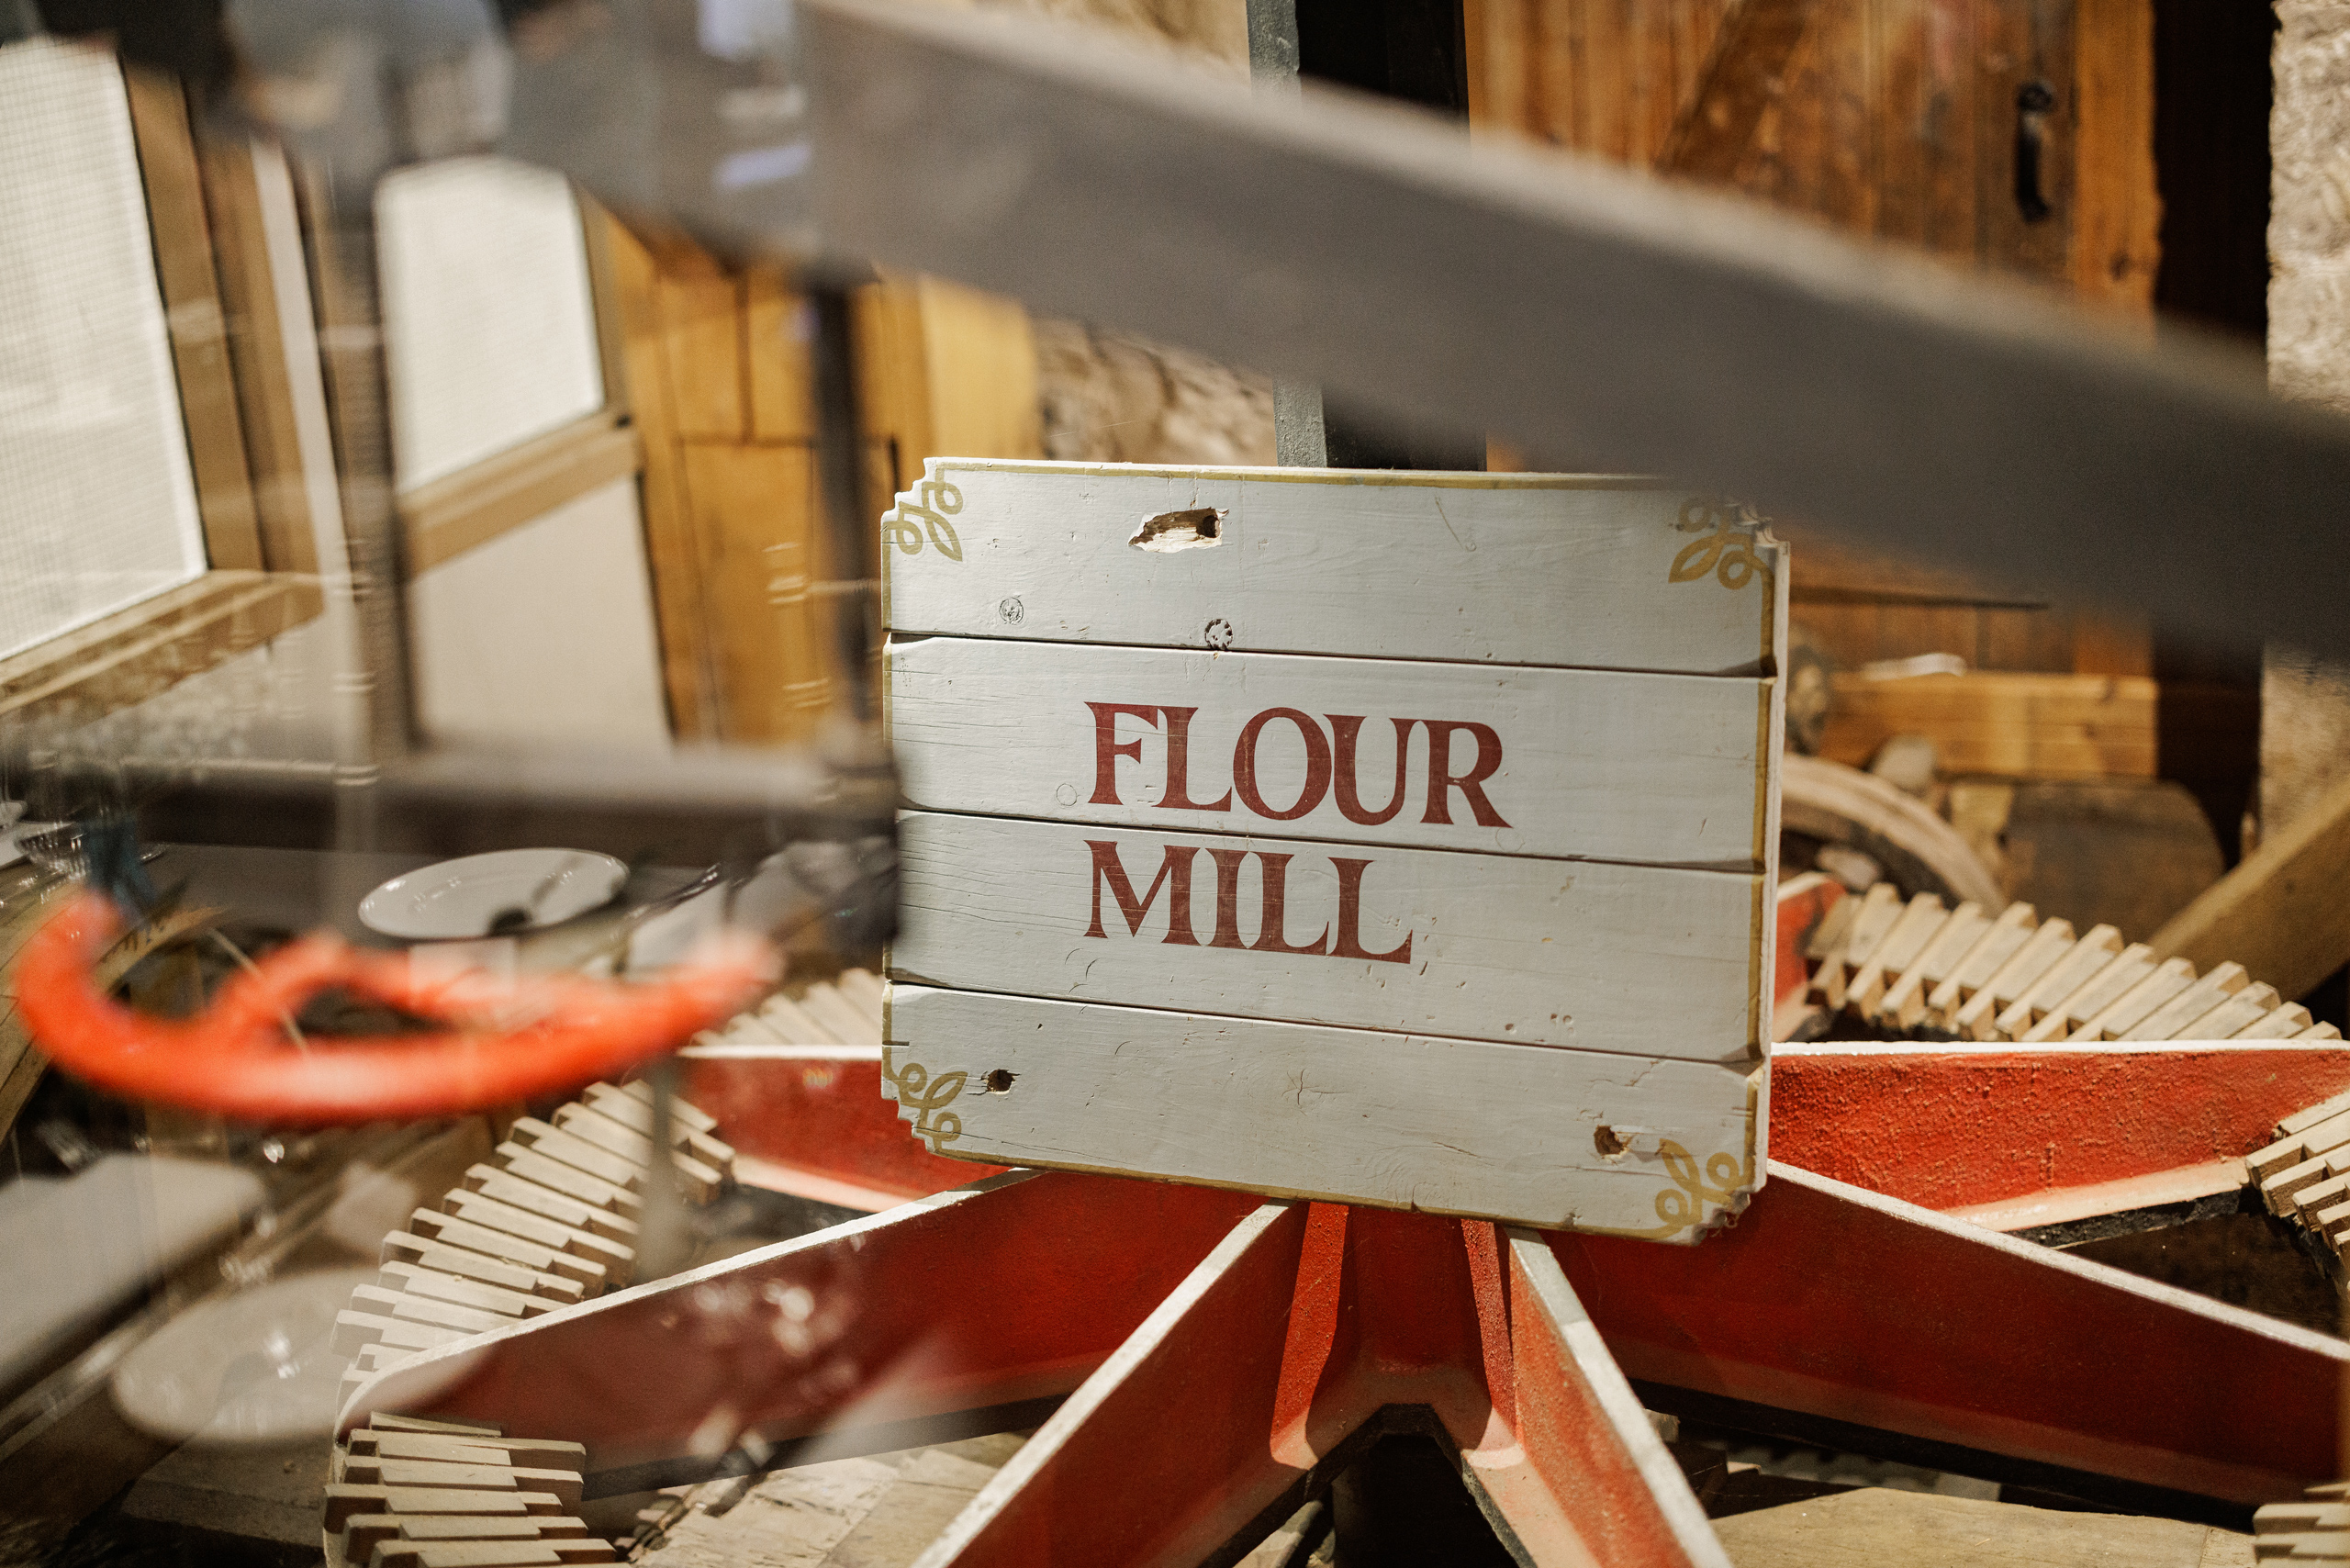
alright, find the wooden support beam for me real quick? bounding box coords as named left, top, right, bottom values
left=1655, top=0, right=1821, bottom=181
left=397, top=416, right=641, bottom=575
left=1817, top=671, right=2157, bottom=779
left=2151, top=770, right=2350, bottom=1004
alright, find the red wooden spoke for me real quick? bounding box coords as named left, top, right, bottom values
left=683, top=1054, right=1005, bottom=1210
left=1553, top=1160, right=2345, bottom=1504
left=929, top=1202, right=1327, bottom=1568
left=15, top=892, right=775, bottom=1123
left=344, top=1159, right=2344, bottom=1562
left=323, top=870, right=2350, bottom=1559
left=340, top=1170, right=1264, bottom=1490
left=1772, top=1040, right=2350, bottom=1225
left=919, top=1198, right=1725, bottom=1568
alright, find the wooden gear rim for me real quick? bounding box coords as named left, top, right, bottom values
left=14, top=892, right=776, bottom=1123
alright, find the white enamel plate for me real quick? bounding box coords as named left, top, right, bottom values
left=358, top=848, right=628, bottom=940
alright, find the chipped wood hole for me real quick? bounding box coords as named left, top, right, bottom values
left=1129, top=508, right=1225, bottom=552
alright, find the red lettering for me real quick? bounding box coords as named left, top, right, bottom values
left=1327, top=715, right=1413, bottom=826
left=1086, top=703, right=1159, bottom=805
left=1088, top=844, right=1413, bottom=967
left=1249, top=852, right=1329, bottom=955
left=1206, top=847, right=1250, bottom=948
left=1158, top=706, right=1232, bottom=812
left=1331, top=857, right=1412, bottom=964
left=1083, top=841, right=1199, bottom=945
left=1420, top=720, right=1510, bottom=827
left=1233, top=708, right=1333, bottom=822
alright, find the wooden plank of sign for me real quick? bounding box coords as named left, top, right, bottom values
left=886, top=636, right=1774, bottom=869
left=890, top=812, right=1764, bottom=1061
left=885, top=986, right=1761, bottom=1238
left=879, top=460, right=1787, bottom=678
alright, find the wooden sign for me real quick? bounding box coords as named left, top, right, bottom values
left=880, top=459, right=1785, bottom=1239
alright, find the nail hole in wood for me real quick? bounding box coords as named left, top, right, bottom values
left=983, top=1070, right=1016, bottom=1092
left=1594, top=1125, right=1627, bottom=1159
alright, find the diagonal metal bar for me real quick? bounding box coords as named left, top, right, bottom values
left=800, top=0, right=2350, bottom=658
left=337, top=1170, right=1261, bottom=1495
left=1551, top=1160, right=2346, bottom=1507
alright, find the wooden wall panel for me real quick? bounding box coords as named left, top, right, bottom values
left=1466, top=0, right=2157, bottom=694
left=852, top=274, right=1042, bottom=549
left=678, top=444, right=830, bottom=737
left=193, top=137, right=318, bottom=577
left=745, top=265, right=814, bottom=443
left=661, top=269, right=747, bottom=442
left=605, top=217, right=719, bottom=740
left=1919, top=0, right=1980, bottom=260
left=611, top=230, right=1040, bottom=744
left=121, top=70, right=265, bottom=574
left=2070, top=0, right=2157, bottom=314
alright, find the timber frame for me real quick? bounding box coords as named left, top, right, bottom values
left=0, top=66, right=323, bottom=733
left=392, top=190, right=645, bottom=579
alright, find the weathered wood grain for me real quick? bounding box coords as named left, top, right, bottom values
left=890, top=811, right=1765, bottom=1061
left=886, top=986, right=1760, bottom=1238
left=888, top=635, right=1773, bottom=868
left=1818, top=671, right=2158, bottom=779
left=880, top=460, right=1786, bottom=678
left=880, top=459, right=1778, bottom=1229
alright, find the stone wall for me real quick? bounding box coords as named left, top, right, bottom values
left=2270, top=1, right=2350, bottom=413
left=982, top=0, right=1278, bottom=466
left=2266, top=2, right=2350, bottom=841
left=1034, top=320, right=1277, bottom=465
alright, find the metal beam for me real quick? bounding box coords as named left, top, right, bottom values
left=801, top=0, right=2350, bottom=657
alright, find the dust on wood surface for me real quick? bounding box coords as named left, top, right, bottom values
left=1714, top=1486, right=2252, bottom=1567
left=634, top=1435, right=1024, bottom=1568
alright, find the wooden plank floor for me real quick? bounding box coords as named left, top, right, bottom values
left=633, top=1436, right=2261, bottom=1566
left=633, top=1435, right=1024, bottom=1568
left=1716, top=1488, right=2253, bottom=1567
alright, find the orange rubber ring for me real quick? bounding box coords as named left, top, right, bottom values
left=15, top=892, right=777, bottom=1124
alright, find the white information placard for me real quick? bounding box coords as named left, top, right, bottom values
left=880, top=459, right=1785, bottom=1240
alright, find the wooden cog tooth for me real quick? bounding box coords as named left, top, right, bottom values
left=330, top=1089, right=726, bottom=1563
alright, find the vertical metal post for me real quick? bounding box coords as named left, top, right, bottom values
left=297, top=178, right=412, bottom=853
left=811, top=283, right=876, bottom=722
left=1247, top=0, right=1329, bottom=469
left=1249, top=0, right=1484, bottom=472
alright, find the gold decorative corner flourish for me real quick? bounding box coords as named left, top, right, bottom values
left=882, top=475, right=965, bottom=562
left=881, top=1045, right=967, bottom=1152
left=1668, top=497, right=1770, bottom=590
left=1622, top=1139, right=1755, bottom=1241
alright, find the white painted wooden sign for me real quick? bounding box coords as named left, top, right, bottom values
left=879, top=459, right=1785, bottom=1239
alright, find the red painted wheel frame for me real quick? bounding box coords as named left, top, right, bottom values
left=332, top=882, right=2350, bottom=1566
left=14, top=892, right=774, bottom=1123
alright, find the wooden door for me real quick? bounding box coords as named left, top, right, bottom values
left=1465, top=0, right=2154, bottom=308
left=1466, top=0, right=2165, bottom=740
left=604, top=227, right=1042, bottom=744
